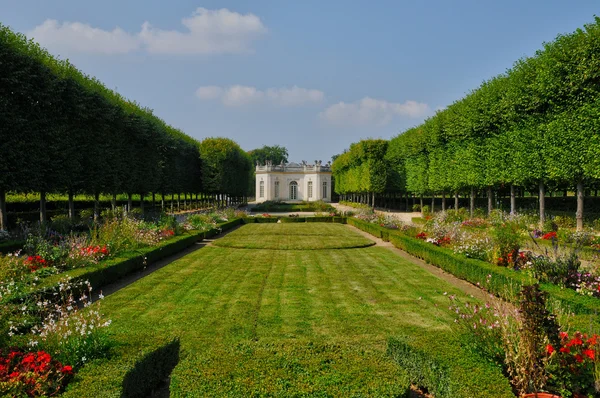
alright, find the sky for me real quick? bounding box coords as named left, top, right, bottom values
left=1, top=1, right=599, bottom=162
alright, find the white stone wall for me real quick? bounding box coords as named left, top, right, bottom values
left=255, top=171, right=332, bottom=203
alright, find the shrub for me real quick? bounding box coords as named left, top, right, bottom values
left=554, top=215, right=576, bottom=229
left=543, top=218, right=559, bottom=233
left=491, top=221, right=522, bottom=265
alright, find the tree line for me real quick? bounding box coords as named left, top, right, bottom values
left=0, top=24, right=253, bottom=230
left=332, top=17, right=600, bottom=230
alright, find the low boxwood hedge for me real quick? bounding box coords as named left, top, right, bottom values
left=279, top=217, right=307, bottom=223
left=347, top=218, right=390, bottom=241
left=63, top=336, right=180, bottom=398
left=348, top=218, right=600, bottom=316
left=387, top=335, right=514, bottom=398
left=0, top=239, right=25, bottom=254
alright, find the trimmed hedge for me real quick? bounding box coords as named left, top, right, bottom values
left=62, top=336, right=180, bottom=398
left=347, top=218, right=390, bottom=241
left=348, top=218, right=600, bottom=316
left=387, top=336, right=514, bottom=398
left=0, top=239, right=25, bottom=254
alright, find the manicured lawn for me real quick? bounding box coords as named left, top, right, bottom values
left=213, top=223, right=376, bottom=249
left=66, top=223, right=512, bottom=397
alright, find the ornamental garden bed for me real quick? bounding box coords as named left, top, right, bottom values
left=347, top=208, right=600, bottom=397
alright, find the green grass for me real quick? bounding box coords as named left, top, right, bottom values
left=213, top=223, right=375, bottom=250
left=66, top=223, right=513, bottom=397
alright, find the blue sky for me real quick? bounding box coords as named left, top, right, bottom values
left=1, top=0, right=599, bottom=162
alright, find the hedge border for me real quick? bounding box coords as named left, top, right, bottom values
left=348, top=218, right=600, bottom=315
left=62, top=336, right=180, bottom=398
left=387, top=336, right=514, bottom=398
left=0, top=240, right=25, bottom=254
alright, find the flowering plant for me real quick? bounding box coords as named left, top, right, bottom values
left=0, top=349, right=73, bottom=397
left=461, top=218, right=488, bottom=228
left=542, top=231, right=558, bottom=240
left=416, top=232, right=427, bottom=240
left=23, top=256, right=49, bottom=272
left=545, top=331, right=598, bottom=396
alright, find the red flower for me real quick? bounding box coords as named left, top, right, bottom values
left=546, top=344, right=555, bottom=355
left=583, top=349, right=595, bottom=360
left=560, top=331, right=569, bottom=340
left=574, top=354, right=584, bottom=363
left=542, top=231, right=557, bottom=240
left=60, top=365, right=73, bottom=374
left=560, top=347, right=570, bottom=353
left=9, top=371, right=19, bottom=378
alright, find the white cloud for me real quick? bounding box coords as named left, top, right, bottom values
left=196, top=85, right=325, bottom=107
left=195, top=86, right=224, bottom=100
left=27, top=8, right=267, bottom=55
left=320, top=97, right=430, bottom=126
left=266, top=86, right=325, bottom=106
left=139, top=8, right=267, bottom=54
left=28, top=20, right=139, bottom=55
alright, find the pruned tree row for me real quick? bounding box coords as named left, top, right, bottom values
left=332, top=139, right=389, bottom=208
left=0, top=24, right=252, bottom=229
left=333, top=17, right=600, bottom=230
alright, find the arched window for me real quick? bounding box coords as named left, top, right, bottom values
left=259, top=181, right=264, bottom=198
left=289, top=181, right=298, bottom=200
left=308, top=181, right=313, bottom=198
left=322, top=181, right=327, bottom=199
left=274, top=181, right=279, bottom=199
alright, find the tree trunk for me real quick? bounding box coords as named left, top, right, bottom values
left=161, top=193, right=165, bottom=212
left=442, top=192, right=446, bottom=211
left=431, top=195, right=435, bottom=213
left=177, top=193, right=181, bottom=212
left=40, top=191, right=47, bottom=223
left=111, top=193, right=117, bottom=212
left=455, top=192, right=459, bottom=210
left=0, top=188, right=7, bottom=231
left=170, top=194, right=174, bottom=213
left=510, top=185, right=516, bottom=215
left=152, top=192, right=156, bottom=210
left=93, top=192, right=100, bottom=221
left=576, top=181, right=584, bottom=231
left=372, top=192, right=376, bottom=209
left=405, top=194, right=409, bottom=212
left=68, top=190, right=75, bottom=219
left=420, top=195, right=424, bottom=214
left=469, top=187, right=475, bottom=218
left=127, top=193, right=133, bottom=213
left=487, top=186, right=493, bottom=215
left=539, top=181, right=546, bottom=228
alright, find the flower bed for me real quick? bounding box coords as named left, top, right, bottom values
left=348, top=217, right=600, bottom=316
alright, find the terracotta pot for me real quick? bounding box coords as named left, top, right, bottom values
left=521, top=394, right=561, bottom=398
